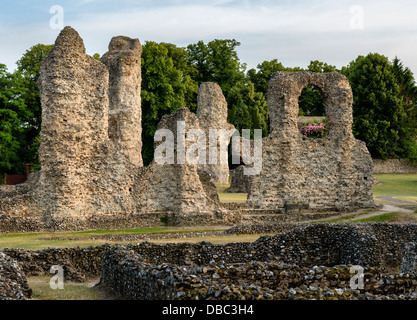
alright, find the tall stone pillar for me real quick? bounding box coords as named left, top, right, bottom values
left=37, top=26, right=110, bottom=218
left=196, top=82, right=236, bottom=184
left=101, top=36, right=143, bottom=167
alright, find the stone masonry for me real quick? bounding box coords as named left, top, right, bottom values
left=0, top=27, right=144, bottom=229
left=36, top=26, right=111, bottom=220
left=247, top=72, right=376, bottom=212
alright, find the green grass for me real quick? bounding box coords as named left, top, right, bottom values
left=216, top=183, right=248, bottom=203
left=216, top=184, right=231, bottom=194
left=0, top=226, right=228, bottom=250
left=351, top=212, right=417, bottom=223
left=218, top=193, right=248, bottom=203
left=373, top=174, right=417, bottom=197
left=28, top=276, right=102, bottom=300
left=313, top=209, right=378, bottom=223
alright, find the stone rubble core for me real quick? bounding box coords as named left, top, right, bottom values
left=0, top=26, right=376, bottom=231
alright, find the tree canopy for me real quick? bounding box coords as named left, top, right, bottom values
left=187, top=39, right=246, bottom=97
left=0, top=64, right=30, bottom=174
left=342, top=53, right=417, bottom=160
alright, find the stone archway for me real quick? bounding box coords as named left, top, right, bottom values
left=267, top=71, right=353, bottom=140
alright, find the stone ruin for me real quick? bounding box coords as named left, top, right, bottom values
left=246, top=72, right=375, bottom=213
left=0, top=27, right=376, bottom=231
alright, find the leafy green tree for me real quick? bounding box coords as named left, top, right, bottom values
left=141, top=41, right=198, bottom=165
left=16, top=43, right=54, bottom=171
left=227, top=80, right=269, bottom=138
left=391, top=57, right=417, bottom=160
left=307, top=60, right=337, bottom=73
left=247, top=59, right=292, bottom=95
left=342, top=53, right=417, bottom=160
left=0, top=64, right=30, bottom=175
left=187, top=39, right=246, bottom=97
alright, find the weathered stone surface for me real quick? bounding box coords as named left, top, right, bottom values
left=132, top=107, right=237, bottom=225
left=196, top=82, right=236, bottom=184
left=247, top=71, right=376, bottom=212
left=401, top=242, right=417, bottom=274
left=3, top=223, right=417, bottom=300
left=373, top=159, right=417, bottom=174
left=0, top=27, right=140, bottom=229
left=101, top=36, right=143, bottom=167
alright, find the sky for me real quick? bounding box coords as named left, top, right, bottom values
left=1, top=0, right=416, bottom=75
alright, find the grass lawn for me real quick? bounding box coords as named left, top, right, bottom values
left=0, top=226, right=228, bottom=250
left=28, top=276, right=102, bottom=300
left=351, top=212, right=417, bottom=223
left=373, top=174, right=417, bottom=197
left=216, top=183, right=247, bottom=203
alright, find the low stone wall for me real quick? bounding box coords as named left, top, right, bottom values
left=373, top=159, right=417, bottom=174
left=99, top=248, right=417, bottom=300
left=2, top=246, right=104, bottom=282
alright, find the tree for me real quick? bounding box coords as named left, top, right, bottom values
left=16, top=43, right=54, bottom=171
left=227, top=80, right=269, bottom=138
left=0, top=64, right=29, bottom=175
left=342, top=53, right=417, bottom=160
left=187, top=39, right=246, bottom=97
left=247, top=59, right=291, bottom=95
left=392, top=56, right=417, bottom=160
left=141, top=41, right=198, bottom=165
left=307, top=60, right=337, bottom=73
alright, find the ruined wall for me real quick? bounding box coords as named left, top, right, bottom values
left=227, top=166, right=251, bottom=193
left=247, top=72, right=376, bottom=212
left=373, top=159, right=417, bottom=174
left=0, top=27, right=142, bottom=229
left=196, top=82, right=236, bottom=184
left=3, top=223, right=417, bottom=300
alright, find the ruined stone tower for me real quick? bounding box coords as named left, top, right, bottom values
left=101, top=36, right=143, bottom=167
left=37, top=27, right=110, bottom=219
left=196, top=82, right=236, bottom=184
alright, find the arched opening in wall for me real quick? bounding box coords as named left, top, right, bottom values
left=298, top=85, right=327, bottom=139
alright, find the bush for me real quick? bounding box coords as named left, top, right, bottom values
left=300, top=120, right=326, bottom=139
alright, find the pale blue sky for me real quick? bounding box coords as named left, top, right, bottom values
left=1, top=0, right=416, bottom=75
